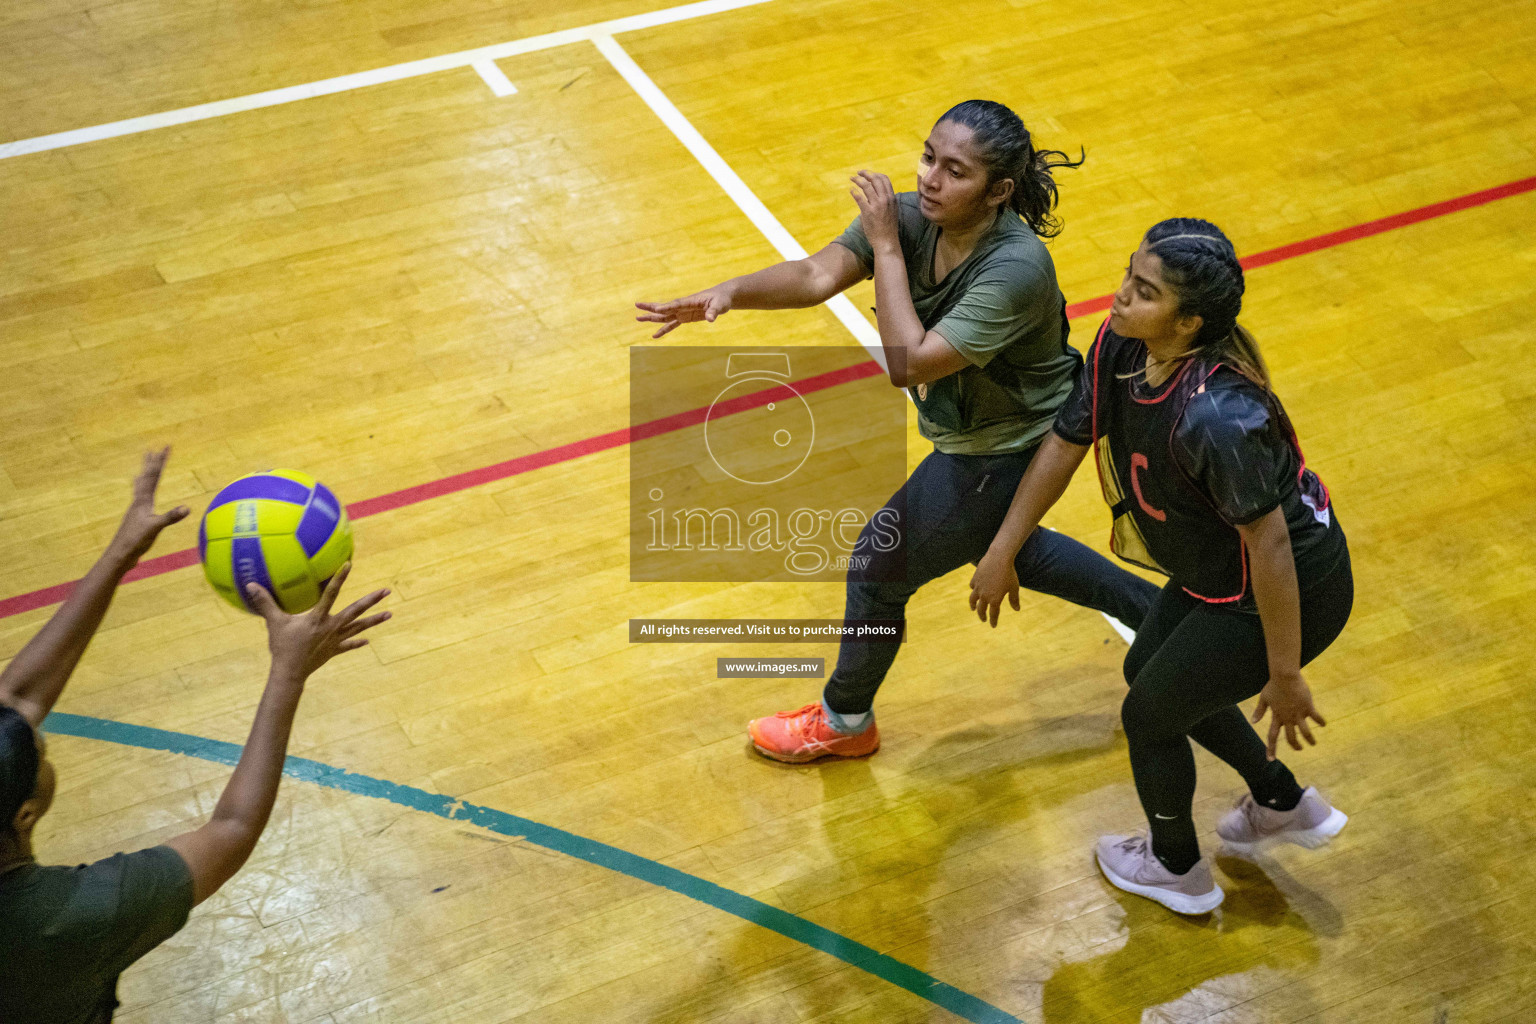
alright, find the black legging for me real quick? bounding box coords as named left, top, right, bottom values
left=823, top=446, right=1160, bottom=715
left=1121, top=541, right=1354, bottom=874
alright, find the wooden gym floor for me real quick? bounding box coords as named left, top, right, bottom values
left=2, top=0, right=1535, bottom=1020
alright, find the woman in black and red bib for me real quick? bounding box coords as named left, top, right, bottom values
left=968, top=218, right=1353, bottom=915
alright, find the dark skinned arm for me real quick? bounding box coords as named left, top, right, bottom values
left=0, top=449, right=188, bottom=727
left=968, top=432, right=1091, bottom=626
left=1238, top=506, right=1327, bottom=759
left=164, top=565, right=390, bottom=904
left=848, top=170, right=973, bottom=388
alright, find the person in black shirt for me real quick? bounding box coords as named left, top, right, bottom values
left=967, top=219, right=1353, bottom=915
left=1, top=449, right=391, bottom=1022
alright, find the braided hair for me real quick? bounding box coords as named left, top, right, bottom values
left=937, top=100, right=1085, bottom=238
left=0, top=704, right=39, bottom=836
left=1144, top=218, right=1270, bottom=387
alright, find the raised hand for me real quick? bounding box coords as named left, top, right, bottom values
left=244, top=563, right=391, bottom=681
left=850, top=170, right=901, bottom=255
left=635, top=286, right=734, bottom=338
left=107, top=446, right=191, bottom=569
left=1251, top=669, right=1327, bottom=760
left=1, top=447, right=195, bottom=724
left=167, top=567, right=392, bottom=909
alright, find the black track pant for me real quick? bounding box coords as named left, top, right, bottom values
left=823, top=446, right=1160, bottom=715
left=1121, top=541, right=1354, bottom=873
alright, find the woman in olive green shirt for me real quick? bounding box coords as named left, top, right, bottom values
left=638, top=100, right=1158, bottom=763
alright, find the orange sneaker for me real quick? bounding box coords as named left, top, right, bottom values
left=748, top=702, right=880, bottom=763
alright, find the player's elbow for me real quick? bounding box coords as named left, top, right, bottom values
left=889, top=356, right=927, bottom=388
left=210, top=808, right=267, bottom=846
left=1237, top=506, right=1289, bottom=553
left=167, top=819, right=265, bottom=906
left=886, top=342, right=932, bottom=388
left=798, top=261, right=840, bottom=306
left=0, top=692, right=46, bottom=728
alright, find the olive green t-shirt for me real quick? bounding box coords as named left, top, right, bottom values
left=833, top=192, right=1081, bottom=454
left=0, top=846, right=194, bottom=1023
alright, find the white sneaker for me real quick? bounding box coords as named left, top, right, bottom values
left=1217, top=786, right=1348, bottom=854
left=1095, top=834, right=1224, bottom=915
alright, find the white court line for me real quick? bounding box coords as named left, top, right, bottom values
left=5, top=0, right=1130, bottom=643
left=597, top=33, right=1133, bottom=642
left=472, top=59, right=518, bottom=97
left=592, top=33, right=885, bottom=366
left=0, top=0, right=774, bottom=161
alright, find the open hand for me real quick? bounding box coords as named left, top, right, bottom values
left=635, top=287, right=733, bottom=338
left=245, top=563, right=391, bottom=681
left=968, top=546, right=1021, bottom=627
left=1251, top=670, right=1327, bottom=759
left=107, top=447, right=191, bottom=569
left=850, top=171, right=901, bottom=255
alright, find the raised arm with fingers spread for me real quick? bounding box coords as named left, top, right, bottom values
left=968, top=431, right=1091, bottom=626
left=847, top=170, right=972, bottom=388
left=164, top=564, right=390, bottom=905
left=0, top=448, right=189, bottom=727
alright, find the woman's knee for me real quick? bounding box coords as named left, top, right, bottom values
left=1122, top=650, right=1143, bottom=689
left=1120, top=684, right=1183, bottom=746
left=845, top=577, right=915, bottom=612
left=1122, top=637, right=1158, bottom=688
left=1119, top=686, right=1153, bottom=737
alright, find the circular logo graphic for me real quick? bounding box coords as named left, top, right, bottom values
left=704, top=379, right=815, bottom=485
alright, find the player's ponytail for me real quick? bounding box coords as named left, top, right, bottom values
left=1144, top=218, right=1271, bottom=387
left=0, top=705, right=39, bottom=836
left=937, top=100, right=1084, bottom=238
left=1224, top=323, right=1270, bottom=388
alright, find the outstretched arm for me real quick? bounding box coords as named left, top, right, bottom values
left=635, top=242, right=864, bottom=338
left=164, top=564, right=390, bottom=905
left=968, top=432, right=1090, bottom=626
left=0, top=448, right=189, bottom=727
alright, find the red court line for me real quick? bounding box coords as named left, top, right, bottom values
left=1061, top=174, right=1536, bottom=319
left=2, top=174, right=1532, bottom=621
left=0, top=361, right=885, bottom=620
left=1239, top=176, right=1536, bottom=269
left=349, top=359, right=883, bottom=519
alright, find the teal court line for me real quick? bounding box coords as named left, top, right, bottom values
left=42, top=712, right=1021, bottom=1024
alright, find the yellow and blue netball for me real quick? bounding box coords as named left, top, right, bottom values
left=199, top=470, right=353, bottom=614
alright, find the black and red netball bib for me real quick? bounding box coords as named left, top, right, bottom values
left=1087, top=320, right=1332, bottom=606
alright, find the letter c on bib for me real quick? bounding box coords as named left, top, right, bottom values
left=1130, top=452, right=1167, bottom=522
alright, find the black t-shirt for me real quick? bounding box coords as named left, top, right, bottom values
left=0, top=846, right=194, bottom=1023
left=1053, top=339, right=1346, bottom=597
